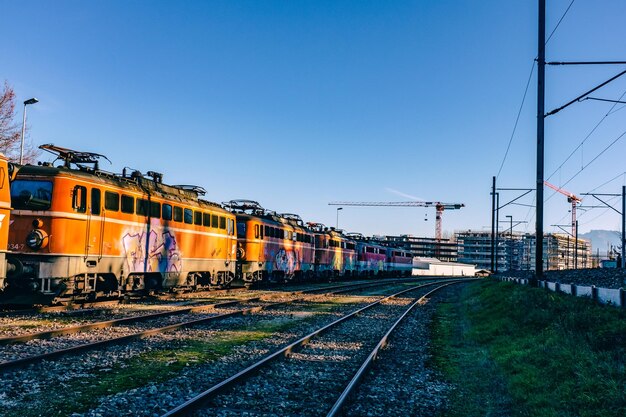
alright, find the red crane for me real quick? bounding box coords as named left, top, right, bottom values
left=328, top=201, right=464, bottom=240
left=544, top=181, right=582, bottom=238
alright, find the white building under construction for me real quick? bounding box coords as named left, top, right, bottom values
left=455, top=230, right=591, bottom=272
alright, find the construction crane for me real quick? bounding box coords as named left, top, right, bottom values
left=328, top=201, right=464, bottom=240
left=544, top=180, right=582, bottom=238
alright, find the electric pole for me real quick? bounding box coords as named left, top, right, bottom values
left=535, top=0, right=546, bottom=281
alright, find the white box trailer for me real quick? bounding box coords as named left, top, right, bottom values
left=412, top=257, right=477, bottom=277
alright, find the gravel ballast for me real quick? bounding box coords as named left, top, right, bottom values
left=194, top=289, right=435, bottom=417
left=0, top=293, right=383, bottom=416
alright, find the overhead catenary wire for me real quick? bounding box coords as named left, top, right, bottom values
left=545, top=0, right=576, bottom=44
left=544, top=95, right=626, bottom=209
left=496, top=62, right=535, bottom=178
left=546, top=88, right=626, bottom=184
left=495, top=0, right=575, bottom=178
left=587, top=171, right=626, bottom=194
left=547, top=128, right=626, bottom=198
left=535, top=172, right=624, bottom=234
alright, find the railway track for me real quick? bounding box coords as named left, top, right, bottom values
left=0, top=277, right=407, bottom=316
left=0, top=278, right=432, bottom=372
left=160, top=279, right=473, bottom=416
left=0, top=278, right=414, bottom=341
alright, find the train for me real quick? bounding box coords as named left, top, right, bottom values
left=0, top=145, right=414, bottom=304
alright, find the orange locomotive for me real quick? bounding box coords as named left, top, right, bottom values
left=223, top=200, right=315, bottom=284
left=0, top=153, right=13, bottom=292
left=5, top=145, right=236, bottom=302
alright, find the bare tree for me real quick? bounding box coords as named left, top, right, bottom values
left=0, top=81, right=38, bottom=164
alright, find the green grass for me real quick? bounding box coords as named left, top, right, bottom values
left=431, top=279, right=626, bottom=417
left=4, top=300, right=360, bottom=417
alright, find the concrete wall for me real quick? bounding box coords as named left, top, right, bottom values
left=498, top=276, right=626, bottom=308
left=501, top=268, right=626, bottom=289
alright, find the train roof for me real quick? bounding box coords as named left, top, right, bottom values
left=15, top=163, right=227, bottom=212
left=223, top=200, right=312, bottom=230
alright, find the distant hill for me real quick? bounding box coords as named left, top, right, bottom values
left=579, top=229, right=621, bottom=255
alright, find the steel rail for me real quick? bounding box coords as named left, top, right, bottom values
left=160, top=279, right=472, bottom=417
left=0, top=278, right=434, bottom=372
left=0, top=298, right=258, bottom=345
left=326, top=279, right=477, bottom=417
left=0, top=278, right=417, bottom=345
left=0, top=298, right=295, bottom=373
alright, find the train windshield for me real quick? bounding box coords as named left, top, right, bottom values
left=11, top=180, right=54, bottom=210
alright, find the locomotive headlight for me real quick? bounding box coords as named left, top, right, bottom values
left=26, top=229, right=49, bottom=250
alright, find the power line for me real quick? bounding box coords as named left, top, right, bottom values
left=550, top=128, right=626, bottom=194
left=545, top=0, right=575, bottom=44
left=496, top=62, right=535, bottom=178
left=587, top=171, right=626, bottom=194
left=495, top=0, right=575, bottom=178
left=545, top=88, right=626, bottom=203
left=545, top=89, right=626, bottom=182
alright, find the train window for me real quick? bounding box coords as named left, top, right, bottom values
left=104, top=191, right=119, bottom=211
left=279, top=229, right=284, bottom=239
left=162, top=204, right=172, bottom=220
left=184, top=208, right=193, bottom=224
left=11, top=180, right=53, bottom=210
left=91, top=188, right=101, bottom=215
left=238, top=222, right=247, bottom=238
left=254, top=224, right=259, bottom=239
left=228, top=218, right=234, bottom=235
left=264, top=225, right=270, bottom=237
left=211, top=214, right=219, bottom=228
left=219, top=216, right=226, bottom=230
left=295, top=232, right=299, bottom=242
left=260, top=224, right=264, bottom=238
left=72, top=186, right=87, bottom=213
left=121, top=195, right=134, bottom=214
left=380, top=249, right=386, bottom=255
left=136, top=199, right=159, bottom=217
left=194, top=211, right=202, bottom=225
left=151, top=201, right=160, bottom=218
left=136, top=199, right=149, bottom=216
left=173, top=206, right=183, bottom=222
left=203, top=213, right=210, bottom=227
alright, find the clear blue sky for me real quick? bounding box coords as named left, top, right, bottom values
left=2, top=0, right=626, bottom=238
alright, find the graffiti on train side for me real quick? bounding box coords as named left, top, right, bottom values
left=122, top=228, right=182, bottom=273
left=274, top=249, right=297, bottom=274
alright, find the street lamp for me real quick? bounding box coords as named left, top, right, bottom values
left=506, top=215, right=513, bottom=237
left=336, top=207, right=343, bottom=229
left=506, top=215, right=513, bottom=271
left=20, top=98, right=39, bottom=165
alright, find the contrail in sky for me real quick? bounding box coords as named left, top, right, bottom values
left=385, top=188, right=425, bottom=201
